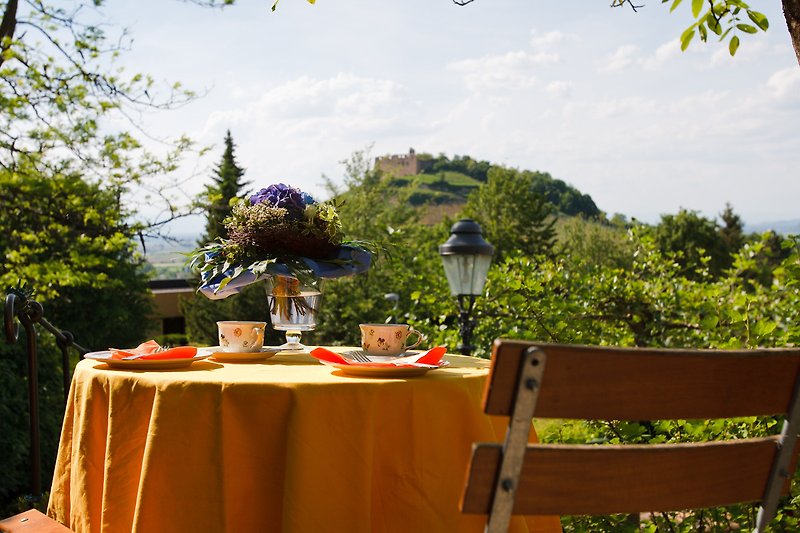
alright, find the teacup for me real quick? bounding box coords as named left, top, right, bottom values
left=217, top=321, right=266, bottom=353
left=359, top=323, right=425, bottom=357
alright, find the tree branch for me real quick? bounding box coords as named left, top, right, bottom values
left=784, top=0, right=800, bottom=65
left=0, top=0, right=19, bottom=67
left=610, top=0, right=644, bottom=12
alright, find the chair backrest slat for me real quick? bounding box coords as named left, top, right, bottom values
left=485, top=340, right=800, bottom=420
left=462, top=340, right=800, bottom=532
left=462, top=437, right=800, bottom=516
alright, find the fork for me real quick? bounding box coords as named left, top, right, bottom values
left=347, top=351, right=372, bottom=363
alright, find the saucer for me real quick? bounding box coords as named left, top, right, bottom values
left=207, top=346, right=281, bottom=362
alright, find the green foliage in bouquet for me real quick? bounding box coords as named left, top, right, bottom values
left=187, top=183, right=374, bottom=291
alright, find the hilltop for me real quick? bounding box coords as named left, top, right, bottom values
left=374, top=149, right=601, bottom=220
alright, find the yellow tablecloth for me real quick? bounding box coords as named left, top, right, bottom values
left=48, top=350, right=561, bottom=533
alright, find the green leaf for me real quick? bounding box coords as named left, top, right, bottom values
left=680, top=28, right=696, bottom=51
left=698, top=23, right=708, bottom=41
left=700, top=314, right=719, bottom=330
left=753, top=320, right=777, bottom=339
left=691, top=0, right=703, bottom=18
left=729, top=35, right=740, bottom=56
left=706, top=14, right=722, bottom=35
left=736, top=23, right=758, bottom=34
left=747, top=10, right=769, bottom=31
left=216, top=276, right=233, bottom=292
left=670, top=0, right=684, bottom=12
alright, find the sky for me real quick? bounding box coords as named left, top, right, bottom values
left=102, top=0, right=800, bottom=233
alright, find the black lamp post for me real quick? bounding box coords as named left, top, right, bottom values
left=438, top=219, right=494, bottom=356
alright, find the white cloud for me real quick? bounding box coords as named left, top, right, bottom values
left=599, top=44, right=639, bottom=72
left=708, top=40, right=770, bottom=66
left=592, top=96, right=658, bottom=119
left=766, top=67, right=800, bottom=100
left=642, top=39, right=681, bottom=69
left=246, top=74, right=408, bottom=120
left=600, top=41, right=681, bottom=72
left=546, top=80, right=574, bottom=98
left=530, top=29, right=566, bottom=49
left=448, top=50, right=558, bottom=91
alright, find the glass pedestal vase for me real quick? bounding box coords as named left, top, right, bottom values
left=265, top=275, right=322, bottom=352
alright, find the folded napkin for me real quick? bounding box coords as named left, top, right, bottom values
left=109, top=340, right=198, bottom=360
left=310, top=346, right=447, bottom=367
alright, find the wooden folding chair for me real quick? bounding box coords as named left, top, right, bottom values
left=461, top=340, right=800, bottom=533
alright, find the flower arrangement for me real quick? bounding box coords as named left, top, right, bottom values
left=188, top=183, right=373, bottom=298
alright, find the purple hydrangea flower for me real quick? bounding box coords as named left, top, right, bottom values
left=249, top=188, right=271, bottom=206
left=249, top=183, right=308, bottom=216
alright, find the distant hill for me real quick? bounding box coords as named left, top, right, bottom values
left=380, top=151, right=601, bottom=219
left=140, top=233, right=197, bottom=280
left=745, top=219, right=800, bottom=235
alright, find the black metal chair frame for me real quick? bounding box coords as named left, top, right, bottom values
left=4, top=291, right=87, bottom=497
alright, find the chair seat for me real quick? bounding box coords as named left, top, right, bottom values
left=0, top=509, right=72, bottom=533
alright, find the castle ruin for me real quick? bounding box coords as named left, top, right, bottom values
left=374, top=148, right=433, bottom=177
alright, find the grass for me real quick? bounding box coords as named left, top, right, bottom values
left=389, top=170, right=482, bottom=189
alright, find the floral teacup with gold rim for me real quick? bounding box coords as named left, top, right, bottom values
left=217, top=321, right=266, bottom=352
left=359, top=323, right=425, bottom=357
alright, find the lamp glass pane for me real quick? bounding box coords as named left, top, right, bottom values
left=441, top=254, right=492, bottom=296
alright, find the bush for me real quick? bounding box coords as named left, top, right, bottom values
left=0, top=334, right=74, bottom=517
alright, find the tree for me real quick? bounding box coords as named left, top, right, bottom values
left=463, top=166, right=557, bottom=261
left=0, top=162, right=152, bottom=348
left=610, top=0, right=799, bottom=64
left=719, top=202, right=745, bottom=255
left=199, top=130, right=248, bottom=243
left=0, top=161, right=153, bottom=512
left=652, top=208, right=730, bottom=278
left=0, top=0, right=208, bottom=237
left=529, top=171, right=601, bottom=219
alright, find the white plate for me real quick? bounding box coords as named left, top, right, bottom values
left=341, top=350, right=419, bottom=363
left=320, top=359, right=449, bottom=378
left=207, top=346, right=281, bottom=362
left=84, top=348, right=214, bottom=370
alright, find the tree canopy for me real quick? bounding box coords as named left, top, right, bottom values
left=464, top=166, right=557, bottom=261
left=0, top=0, right=205, bottom=236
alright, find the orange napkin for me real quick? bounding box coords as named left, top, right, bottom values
left=109, top=340, right=197, bottom=360
left=310, top=346, right=447, bottom=367
left=413, top=346, right=447, bottom=365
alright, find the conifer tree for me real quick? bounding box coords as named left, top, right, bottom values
left=183, top=131, right=280, bottom=345
left=719, top=202, right=745, bottom=256
left=200, top=130, right=248, bottom=243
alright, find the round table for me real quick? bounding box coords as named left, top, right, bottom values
left=47, top=349, right=561, bottom=533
